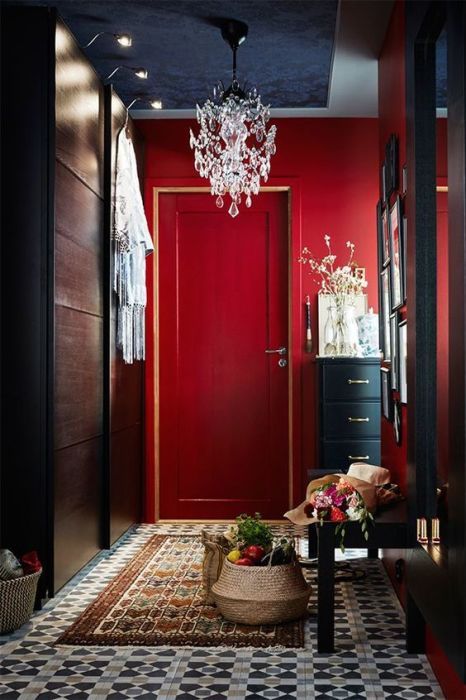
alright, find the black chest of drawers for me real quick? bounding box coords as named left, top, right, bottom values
left=318, top=358, right=381, bottom=472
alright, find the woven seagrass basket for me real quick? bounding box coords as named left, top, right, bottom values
left=211, top=559, right=311, bottom=625
left=0, top=569, right=42, bottom=634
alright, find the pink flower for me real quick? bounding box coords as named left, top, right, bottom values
left=313, top=493, right=333, bottom=510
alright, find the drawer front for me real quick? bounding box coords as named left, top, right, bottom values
left=323, top=401, right=381, bottom=438
left=321, top=440, right=381, bottom=471
left=323, top=363, right=380, bottom=401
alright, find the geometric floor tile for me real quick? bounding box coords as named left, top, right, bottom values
left=0, top=524, right=445, bottom=699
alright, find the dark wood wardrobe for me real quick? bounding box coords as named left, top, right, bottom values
left=1, top=6, right=144, bottom=596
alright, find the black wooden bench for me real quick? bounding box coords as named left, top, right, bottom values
left=310, top=500, right=424, bottom=653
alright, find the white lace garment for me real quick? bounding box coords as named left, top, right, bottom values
left=113, top=129, right=154, bottom=364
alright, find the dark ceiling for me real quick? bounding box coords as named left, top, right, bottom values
left=4, top=0, right=339, bottom=110
left=436, top=29, right=446, bottom=109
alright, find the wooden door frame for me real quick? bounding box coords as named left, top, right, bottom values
left=149, top=185, right=294, bottom=522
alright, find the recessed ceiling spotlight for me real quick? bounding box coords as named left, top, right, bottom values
left=115, top=33, right=132, bottom=47
left=83, top=31, right=133, bottom=49
left=126, top=97, right=163, bottom=110
left=134, top=67, right=148, bottom=79
left=106, top=65, right=149, bottom=81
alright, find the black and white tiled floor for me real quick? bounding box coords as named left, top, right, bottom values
left=0, top=524, right=444, bottom=699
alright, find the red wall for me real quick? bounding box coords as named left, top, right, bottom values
left=138, top=117, right=379, bottom=516
left=378, top=3, right=464, bottom=697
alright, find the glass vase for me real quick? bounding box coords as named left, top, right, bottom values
left=334, top=299, right=360, bottom=356
left=323, top=305, right=337, bottom=355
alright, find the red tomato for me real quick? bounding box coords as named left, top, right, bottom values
left=242, top=545, right=265, bottom=562
left=235, top=558, right=253, bottom=566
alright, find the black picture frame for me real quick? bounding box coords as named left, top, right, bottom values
left=398, top=319, right=407, bottom=404
left=393, top=399, right=402, bottom=444
left=382, top=206, right=390, bottom=267
left=402, top=163, right=408, bottom=196
left=376, top=200, right=384, bottom=272
left=381, top=162, right=387, bottom=203
left=390, top=312, right=399, bottom=390
left=381, top=366, right=392, bottom=421
left=380, top=267, right=391, bottom=362
left=389, top=196, right=403, bottom=310
left=402, top=215, right=407, bottom=302
left=385, top=133, right=399, bottom=197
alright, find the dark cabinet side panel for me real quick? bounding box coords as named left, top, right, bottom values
left=0, top=7, right=56, bottom=597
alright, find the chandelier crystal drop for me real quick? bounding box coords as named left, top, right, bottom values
left=189, top=20, right=277, bottom=217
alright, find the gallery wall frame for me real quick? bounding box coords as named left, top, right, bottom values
left=385, top=133, right=399, bottom=198
left=390, top=312, right=399, bottom=390
left=393, top=399, right=402, bottom=444
left=389, top=196, right=404, bottom=310
left=380, top=267, right=391, bottom=362
left=399, top=319, right=407, bottom=404
left=381, top=366, right=392, bottom=421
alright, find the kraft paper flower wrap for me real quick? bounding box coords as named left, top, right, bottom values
left=284, top=474, right=377, bottom=551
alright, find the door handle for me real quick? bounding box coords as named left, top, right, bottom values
left=265, top=346, right=287, bottom=356
left=348, top=417, right=370, bottom=423
left=348, top=455, right=370, bottom=460
left=347, top=379, right=369, bottom=385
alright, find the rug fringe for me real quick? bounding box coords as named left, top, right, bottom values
left=54, top=643, right=305, bottom=652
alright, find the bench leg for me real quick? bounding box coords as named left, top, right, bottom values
left=317, top=525, right=335, bottom=653
left=406, top=591, right=425, bottom=653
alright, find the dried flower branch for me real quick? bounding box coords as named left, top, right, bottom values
left=299, top=235, right=367, bottom=304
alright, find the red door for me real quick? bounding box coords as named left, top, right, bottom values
left=158, top=191, right=289, bottom=519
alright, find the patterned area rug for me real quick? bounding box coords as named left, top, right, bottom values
left=57, top=534, right=305, bottom=649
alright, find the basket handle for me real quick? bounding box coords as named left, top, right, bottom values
left=267, top=542, right=277, bottom=569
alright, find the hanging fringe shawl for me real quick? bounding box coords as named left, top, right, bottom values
left=113, top=128, right=154, bottom=364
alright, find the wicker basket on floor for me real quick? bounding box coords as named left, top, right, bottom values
left=211, top=559, right=311, bottom=625
left=0, top=569, right=42, bottom=634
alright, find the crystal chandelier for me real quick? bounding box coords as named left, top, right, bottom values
left=189, top=20, right=277, bottom=218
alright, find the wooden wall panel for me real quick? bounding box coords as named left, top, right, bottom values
left=105, top=87, right=144, bottom=545
left=55, top=162, right=103, bottom=316
left=56, top=232, right=103, bottom=316
left=54, top=306, right=103, bottom=450
left=55, top=21, right=104, bottom=197
left=54, top=437, right=102, bottom=590
left=110, top=426, right=142, bottom=545
left=54, top=17, right=105, bottom=589
left=111, top=359, right=143, bottom=433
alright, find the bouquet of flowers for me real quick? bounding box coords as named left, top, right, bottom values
left=305, top=477, right=374, bottom=552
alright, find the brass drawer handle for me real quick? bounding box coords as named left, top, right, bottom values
left=347, top=379, right=369, bottom=384
left=348, top=455, right=370, bottom=460
left=348, top=417, right=370, bottom=423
